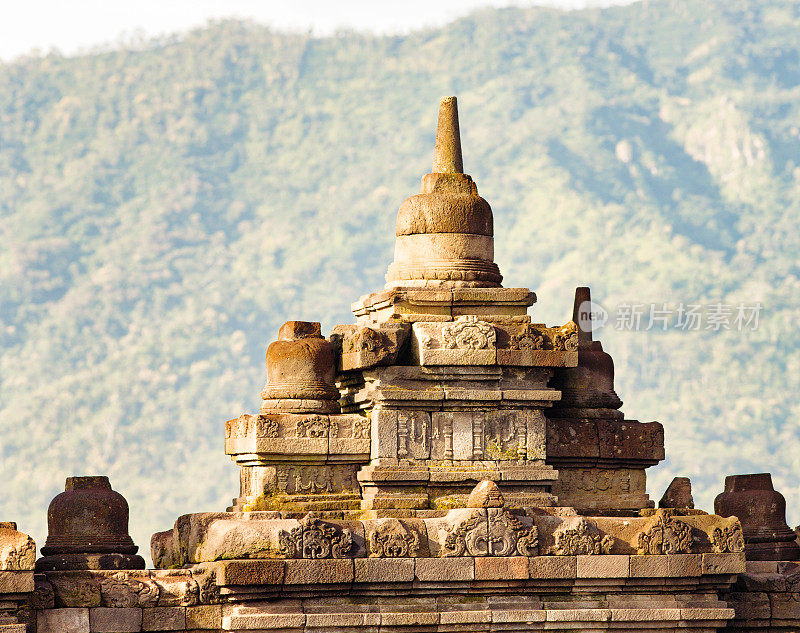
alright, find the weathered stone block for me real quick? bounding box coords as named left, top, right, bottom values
left=702, top=552, right=746, bottom=575
left=0, top=571, right=33, bottom=593
left=726, top=591, right=770, bottom=621
left=142, top=606, right=185, bottom=631
left=629, top=555, right=669, bottom=578
left=529, top=555, right=577, bottom=579
left=490, top=609, right=546, bottom=623
left=283, top=559, right=353, bottom=585
left=371, top=409, right=397, bottom=459
left=212, top=559, right=284, bottom=586
left=576, top=555, right=629, bottom=578
left=667, top=553, right=702, bottom=577
left=546, top=608, right=611, bottom=621
left=474, top=556, right=529, bottom=580
left=89, top=607, right=142, bottom=632
left=185, top=604, right=221, bottom=629
left=37, top=609, right=90, bottom=633
left=380, top=611, right=439, bottom=626
left=354, top=558, right=414, bottom=583
left=223, top=612, right=305, bottom=629
left=414, top=557, right=473, bottom=582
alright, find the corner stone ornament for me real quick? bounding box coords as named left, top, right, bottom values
left=278, top=512, right=355, bottom=559
left=367, top=518, right=421, bottom=558
left=636, top=510, right=693, bottom=555
left=711, top=523, right=745, bottom=553
left=551, top=516, right=614, bottom=555
left=442, top=315, right=496, bottom=350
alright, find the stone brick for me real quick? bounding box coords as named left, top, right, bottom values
left=0, top=571, right=33, bottom=593
left=702, top=552, right=746, bottom=575
left=380, top=611, right=439, bottom=626
left=667, top=553, right=702, bottom=577
left=414, top=557, right=473, bottom=581
left=610, top=608, right=681, bottom=621
left=629, top=555, right=669, bottom=578
left=679, top=607, right=734, bottom=620
left=212, top=559, right=284, bottom=586
left=354, top=557, right=414, bottom=583
left=223, top=612, right=305, bottom=629
left=38, top=608, right=90, bottom=633
left=474, top=556, right=529, bottom=580
left=305, top=612, right=378, bottom=628
left=439, top=610, right=491, bottom=624
left=185, top=604, right=221, bottom=630
left=142, top=606, right=185, bottom=631
left=371, top=409, right=397, bottom=459
left=529, top=555, right=576, bottom=579
left=726, top=591, right=770, bottom=621
left=284, top=559, right=353, bottom=585
left=576, top=555, right=629, bottom=578
left=89, top=607, right=142, bottom=632
left=546, top=608, right=611, bottom=621
left=769, top=592, right=800, bottom=620
left=491, top=609, right=546, bottom=623
left=0, top=625, right=26, bottom=633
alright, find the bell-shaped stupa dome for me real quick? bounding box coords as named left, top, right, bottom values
left=385, top=96, right=502, bottom=288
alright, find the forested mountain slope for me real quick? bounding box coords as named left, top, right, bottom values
left=2, top=0, right=800, bottom=558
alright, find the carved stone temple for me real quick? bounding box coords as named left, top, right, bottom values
left=3, top=97, right=800, bottom=632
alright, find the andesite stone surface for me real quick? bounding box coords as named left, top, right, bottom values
left=10, top=96, right=799, bottom=633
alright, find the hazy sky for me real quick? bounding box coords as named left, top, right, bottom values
left=3, top=0, right=636, bottom=61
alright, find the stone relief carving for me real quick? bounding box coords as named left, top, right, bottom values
left=257, top=416, right=279, bottom=438
left=551, top=517, right=614, bottom=555
left=509, top=325, right=545, bottom=350
left=558, top=468, right=633, bottom=494
left=367, top=519, right=421, bottom=558
left=553, top=321, right=579, bottom=351
left=711, top=523, right=745, bottom=553
left=278, top=512, right=355, bottom=559
left=100, top=572, right=159, bottom=607
left=442, top=508, right=538, bottom=557
left=342, top=326, right=383, bottom=353
left=352, top=416, right=370, bottom=439
left=636, top=511, right=693, bottom=555
left=275, top=465, right=357, bottom=495
left=442, top=316, right=496, bottom=350
left=296, top=414, right=337, bottom=438
left=0, top=534, right=35, bottom=570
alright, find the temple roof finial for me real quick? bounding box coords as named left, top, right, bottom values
left=432, top=96, right=463, bottom=174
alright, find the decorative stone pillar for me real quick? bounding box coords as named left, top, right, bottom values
left=714, top=473, right=800, bottom=561
left=36, top=476, right=145, bottom=571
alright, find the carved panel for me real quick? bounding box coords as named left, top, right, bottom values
left=711, top=523, right=745, bottom=553
left=442, top=316, right=497, bottom=350
left=367, top=519, right=421, bottom=558
left=483, top=410, right=522, bottom=460
left=399, top=411, right=431, bottom=460
left=442, top=508, right=538, bottom=557
left=636, top=511, right=693, bottom=555
left=551, top=517, right=614, bottom=555
left=100, top=572, right=159, bottom=607
left=276, top=465, right=357, bottom=495
left=278, top=512, right=355, bottom=559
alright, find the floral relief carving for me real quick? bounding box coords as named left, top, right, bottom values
left=553, top=321, right=579, bottom=351
left=0, top=534, right=35, bottom=570
left=551, top=517, right=614, bottom=555
left=278, top=512, right=355, bottom=559
left=256, top=415, right=279, bottom=438
left=368, top=518, right=421, bottom=558
left=636, top=511, right=693, bottom=555
left=510, top=325, right=545, bottom=350
left=442, top=508, right=538, bottom=557
left=711, top=523, right=745, bottom=553
left=100, top=572, right=159, bottom=607
left=296, top=415, right=337, bottom=438
left=442, top=316, right=496, bottom=350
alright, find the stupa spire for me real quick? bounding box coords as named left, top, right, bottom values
left=385, top=96, right=502, bottom=289
left=432, top=96, right=463, bottom=174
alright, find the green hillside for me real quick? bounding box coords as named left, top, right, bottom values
left=2, top=0, right=800, bottom=561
